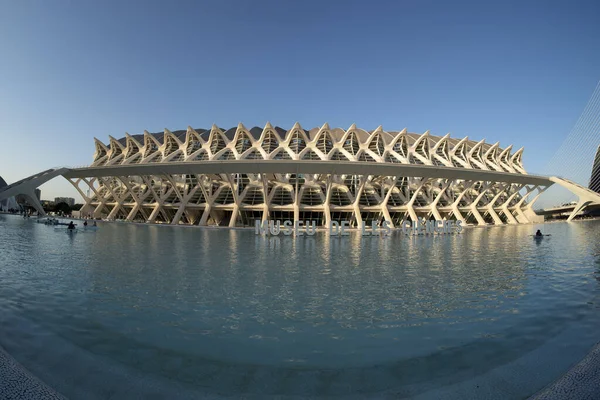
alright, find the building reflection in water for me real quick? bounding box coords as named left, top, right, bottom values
left=3, top=216, right=600, bottom=397
left=44, top=220, right=600, bottom=369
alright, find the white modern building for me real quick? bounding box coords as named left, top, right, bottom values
left=62, top=122, right=560, bottom=228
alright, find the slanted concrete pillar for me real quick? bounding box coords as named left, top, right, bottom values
left=568, top=200, right=592, bottom=222
left=199, top=205, right=211, bottom=226
left=229, top=204, right=239, bottom=227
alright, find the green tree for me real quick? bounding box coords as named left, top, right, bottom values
left=54, top=202, right=71, bottom=215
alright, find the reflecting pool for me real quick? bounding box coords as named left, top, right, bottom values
left=0, top=215, right=599, bottom=398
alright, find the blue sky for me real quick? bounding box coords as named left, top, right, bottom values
left=0, top=0, right=599, bottom=203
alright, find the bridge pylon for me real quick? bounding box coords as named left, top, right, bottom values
left=548, top=176, right=600, bottom=221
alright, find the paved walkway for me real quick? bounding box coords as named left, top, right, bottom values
left=1, top=337, right=599, bottom=399
left=0, top=345, right=65, bottom=400
left=531, top=342, right=600, bottom=400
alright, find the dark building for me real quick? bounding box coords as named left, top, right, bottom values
left=0, top=175, right=19, bottom=211
left=590, top=145, right=600, bottom=194
left=0, top=175, right=7, bottom=210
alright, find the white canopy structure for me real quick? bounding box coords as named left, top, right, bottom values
left=3, top=123, right=598, bottom=226
left=65, top=123, right=552, bottom=227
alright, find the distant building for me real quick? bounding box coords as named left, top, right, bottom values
left=590, top=145, right=600, bottom=194
left=35, top=188, right=41, bottom=200
left=54, top=197, right=75, bottom=207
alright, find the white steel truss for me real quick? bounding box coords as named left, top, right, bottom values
left=75, top=123, right=544, bottom=227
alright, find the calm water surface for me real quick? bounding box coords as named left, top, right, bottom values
left=0, top=215, right=599, bottom=398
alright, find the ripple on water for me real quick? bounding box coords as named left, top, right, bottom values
left=0, top=215, right=599, bottom=397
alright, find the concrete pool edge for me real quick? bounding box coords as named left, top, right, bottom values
left=2, top=338, right=600, bottom=399
left=528, top=341, right=600, bottom=399
left=0, top=344, right=66, bottom=399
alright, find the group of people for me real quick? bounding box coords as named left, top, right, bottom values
left=67, top=220, right=97, bottom=230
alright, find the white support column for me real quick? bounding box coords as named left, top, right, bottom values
left=127, top=203, right=142, bottom=222
left=120, top=177, right=151, bottom=222
left=226, top=174, right=240, bottom=228
left=486, top=183, right=508, bottom=225
left=199, top=205, right=211, bottom=226
left=293, top=172, right=300, bottom=224
left=568, top=200, right=592, bottom=222
left=174, top=184, right=202, bottom=224
left=82, top=178, right=109, bottom=219
left=548, top=176, right=600, bottom=222
left=155, top=190, right=173, bottom=222
left=470, top=207, right=486, bottom=225
left=139, top=176, right=163, bottom=223
left=107, top=202, right=124, bottom=220
left=406, top=179, right=428, bottom=223
left=97, top=177, right=124, bottom=220
left=68, top=178, right=91, bottom=204
left=261, top=174, right=270, bottom=223
left=172, top=198, right=190, bottom=225
left=158, top=176, right=177, bottom=223
left=381, top=177, right=398, bottom=228
left=352, top=175, right=368, bottom=229
left=160, top=175, right=185, bottom=225
left=68, top=178, right=95, bottom=217
left=450, top=180, right=474, bottom=224
left=514, top=185, right=537, bottom=224
left=195, top=174, right=212, bottom=226
left=470, top=182, right=491, bottom=226
left=500, top=184, right=522, bottom=225
left=229, top=204, right=240, bottom=227
left=148, top=205, right=161, bottom=222
left=323, top=175, right=333, bottom=227
left=104, top=176, right=133, bottom=221
left=116, top=177, right=140, bottom=222
left=523, top=185, right=549, bottom=223
left=143, top=175, right=168, bottom=223
left=430, top=180, right=451, bottom=221
left=502, top=206, right=519, bottom=224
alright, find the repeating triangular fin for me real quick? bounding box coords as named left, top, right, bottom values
left=94, top=137, right=108, bottom=148
left=499, top=144, right=513, bottom=159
